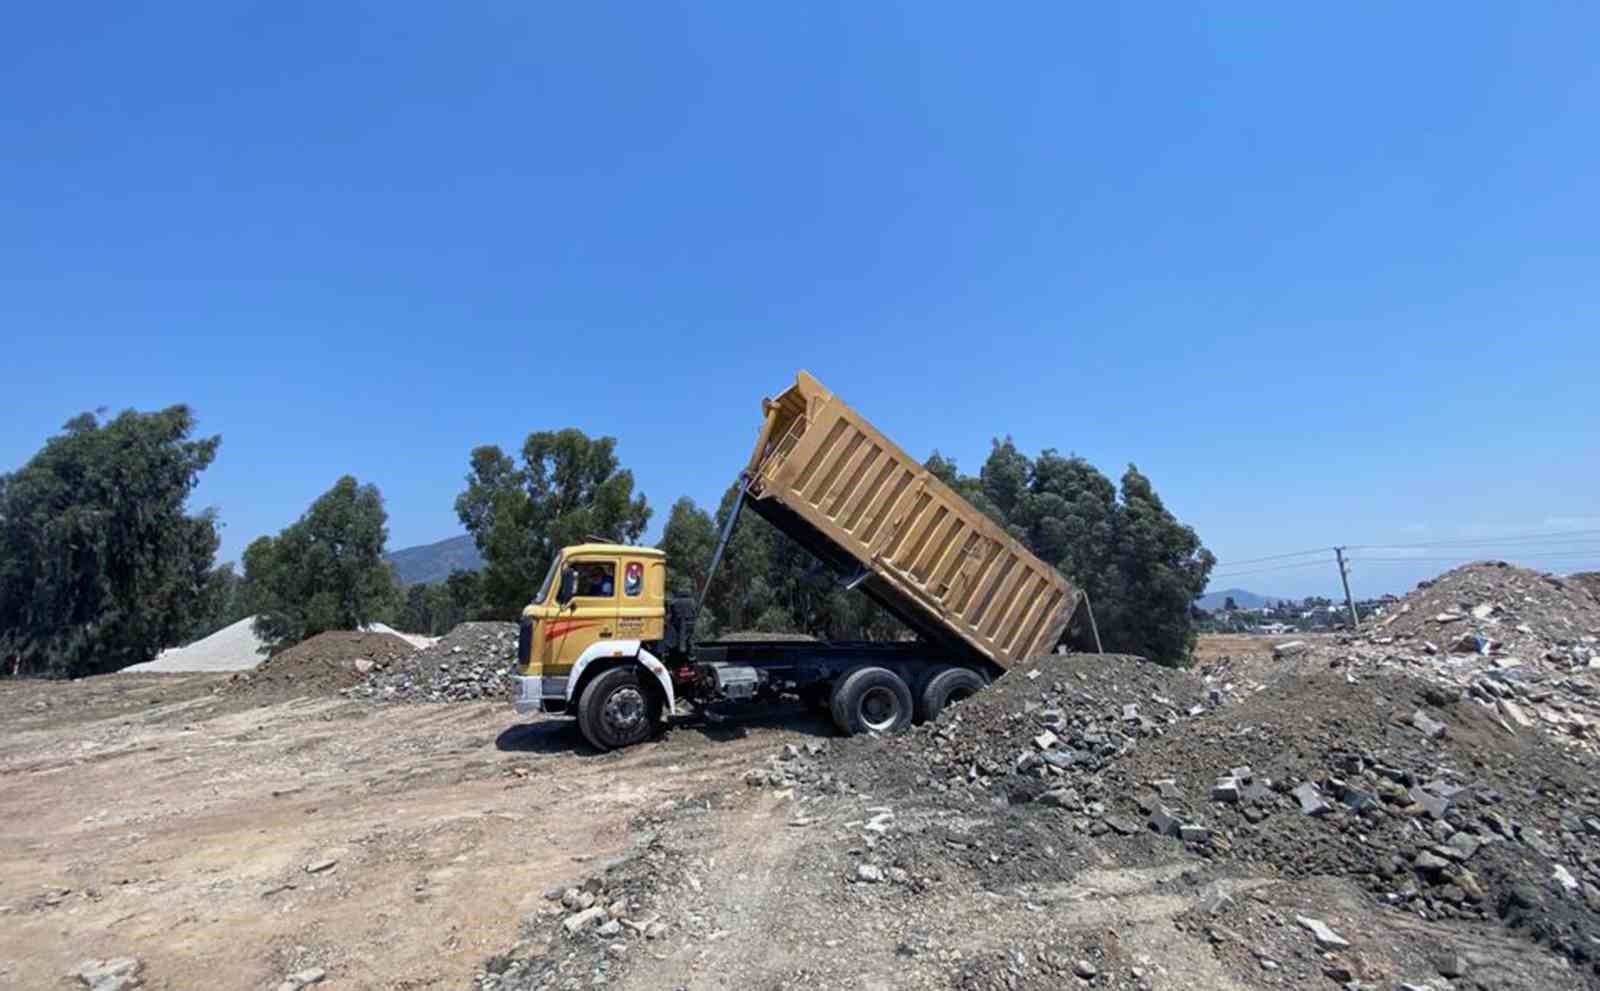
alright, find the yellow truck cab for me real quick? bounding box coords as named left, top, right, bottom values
left=510, top=544, right=682, bottom=749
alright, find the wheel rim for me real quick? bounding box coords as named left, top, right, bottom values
left=602, top=686, right=648, bottom=738
left=859, top=686, right=900, bottom=731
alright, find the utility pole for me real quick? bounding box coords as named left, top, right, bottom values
left=1334, top=546, right=1360, bottom=630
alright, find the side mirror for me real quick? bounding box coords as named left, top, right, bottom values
left=557, top=567, right=578, bottom=604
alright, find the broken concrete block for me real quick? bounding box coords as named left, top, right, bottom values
left=1411, top=710, right=1447, bottom=740
left=1295, top=915, right=1350, bottom=950
left=1293, top=782, right=1330, bottom=816
left=1211, top=777, right=1240, bottom=803
left=1272, top=640, right=1310, bottom=659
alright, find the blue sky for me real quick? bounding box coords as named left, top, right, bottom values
left=4, top=3, right=1597, bottom=600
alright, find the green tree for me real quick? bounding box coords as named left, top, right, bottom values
left=0, top=407, right=220, bottom=677
left=658, top=497, right=718, bottom=600
left=186, top=563, right=250, bottom=642
left=241, top=476, right=399, bottom=653
left=455, top=429, right=651, bottom=611
left=948, top=446, right=1214, bottom=666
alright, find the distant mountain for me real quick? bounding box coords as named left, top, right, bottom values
left=1196, top=587, right=1284, bottom=611
left=385, top=534, right=485, bottom=586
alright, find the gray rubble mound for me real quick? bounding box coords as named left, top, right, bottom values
left=1370, top=560, right=1600, bottom=673
left=346, top=620, right=517, bottom=702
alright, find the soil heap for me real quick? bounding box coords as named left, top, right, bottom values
left=348, top=621, right=517, bottom=702
left=228, top=630, right=416, bottom=701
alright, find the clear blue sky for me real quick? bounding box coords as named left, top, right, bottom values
left=4, top=3, right=1597, bottom=601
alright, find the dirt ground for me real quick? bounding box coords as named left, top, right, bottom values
left=7, top=624, right=1596, bottom=990
left=0, top=674, right=829, bottom=990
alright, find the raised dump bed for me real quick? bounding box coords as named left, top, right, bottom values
left=743, top=371, right=1082, bottom=672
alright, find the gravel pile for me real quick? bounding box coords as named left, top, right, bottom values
left=348, top=621, right=517, bottom=702
left=228, top=631, right=416, bottom=701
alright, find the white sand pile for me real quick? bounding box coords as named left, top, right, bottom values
left=121, top=616, right=269, bottom=673
left=362, top=621, right=440, bottom=650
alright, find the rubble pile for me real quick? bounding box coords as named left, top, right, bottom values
left=1573, top=572, right=1600, bottom=607
left=1109, top=666, right=1600, bottom=969
left=1369, top=561, right=1600, bottom=673
left=825, top=652, right=1210, bottom=802
left=227, top=631, right=416, bottom=701
left=472, top=825, right=715, bottom=991
left=347, top=621, right=517, bottom=703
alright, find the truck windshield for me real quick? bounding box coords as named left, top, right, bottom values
left=531, top=558, right=560, bottom=604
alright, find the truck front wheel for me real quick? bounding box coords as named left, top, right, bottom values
left=829, top=666, right=913, bottom=736
left=577, top=666, right=660, bottom=751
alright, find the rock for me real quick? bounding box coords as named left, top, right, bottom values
left=1038, top=788, right=1080, bottom=809
left=353, top=658, right=375, bottom=674
left=1034, top=730, right=1060, bottom=751
left=304, top=858, right=338, bottom=874
left=1147, top=807, right=1181, bottom=837
left=542, top=885, right=564, bottom=901
left=1293, top=782, right=1331, bottom=816
left=1198, top=887, right=1234, bottom=916
left=1179, top=823, right=1210, bottom=843
left=855, top=863, right=885, bottom=884
left=644, top=921, right=668, bottom=940
left=1104, top=816, right=1139, bottom=836
left=1073, top=959, right=1098, bottom=979
left=1295, top=915, right=1350, bottom=950
left=1498, top=699, right=1534, bottom=728
left=1211, top=777, right=1240, bottom=803
left=286, top=968, right=326, bottom=988
left=562, top=906, right=606, bottom=934
left=1434, top=612, right=1464, bottom=624
left=1341, top=786, right=1378, bottom=812
left=1410, top=710, right=1447, bottom=740
left=74, top=958, right=143, bottom=991
left=1471, top=603, right=1495, bottom=620
left=1408, top=786, right=1451, bottom=818
left=1446, top=832, right=1482, bottom=860
left=1273, top=640, right=1310, bottom=659
left=1553, top=864, right=1580, bottom=892
left=1435, top=953, right=1468, bottom=978
left=1414, top=850, right=1451, bottom=875
left=597, top=919, right=622, bottom=937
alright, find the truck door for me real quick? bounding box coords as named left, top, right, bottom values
left=545, top=556, right=621, bottom=677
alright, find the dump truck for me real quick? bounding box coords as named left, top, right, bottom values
left=510, top=371, right=1085, bottom=750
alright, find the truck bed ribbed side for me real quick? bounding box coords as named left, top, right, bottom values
left=744, top=371, right=1081, bottom=671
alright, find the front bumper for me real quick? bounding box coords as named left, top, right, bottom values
left=511, top=674, right=570, bottom=714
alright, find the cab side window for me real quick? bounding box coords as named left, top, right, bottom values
left=573, top=561, right=615, bottom=599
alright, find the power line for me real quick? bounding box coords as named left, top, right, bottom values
left=1346, top=528, right=1600, bottom=551
left=1207, top=547, right=1330, bottom=569
left=1209, top=557, right=1338, bottom=580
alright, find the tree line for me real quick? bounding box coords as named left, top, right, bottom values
left=1, top=408, right=1213, bottom=677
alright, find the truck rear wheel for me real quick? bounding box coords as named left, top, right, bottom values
left=576, top=666, right=660, bottom=751
left=829, top=666, right=912, bottom=736
left=916, top=666, right=985, bottom=724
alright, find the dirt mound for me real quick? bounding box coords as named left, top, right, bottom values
left=1372, top=561, right=1600, bottom=669
left=228, top=631, right=416, bottom=701
left=348, top=620, right=517, bottom=702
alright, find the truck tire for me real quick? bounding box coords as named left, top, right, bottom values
left=576, top=666, right=660, bottom=751
left=915, top=666, right=985, bottom=724
left=829, top=666, right=913, bottom=736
